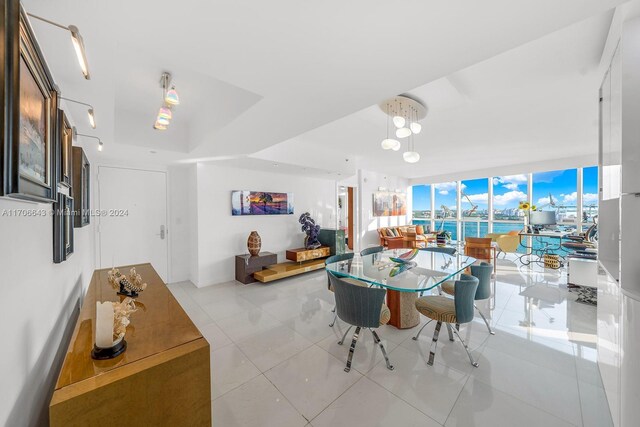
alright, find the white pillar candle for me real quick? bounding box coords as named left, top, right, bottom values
left=95, top=301, right=115, bottom=348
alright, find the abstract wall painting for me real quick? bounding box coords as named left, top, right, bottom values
left=232, top=191, right=294, bottom=216
left=373, top=191, right=407, bottom=217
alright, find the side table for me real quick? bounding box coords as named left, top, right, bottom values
left=235, top=252, right=278, bottom=284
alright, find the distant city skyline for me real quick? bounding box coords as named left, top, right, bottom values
left=412, top=166, right=598, bottom=215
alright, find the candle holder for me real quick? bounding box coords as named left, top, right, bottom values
left=91, top=339, right=127, bottom=360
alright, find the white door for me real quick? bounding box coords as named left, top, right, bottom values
left=98, top=166, right=169, bottom=281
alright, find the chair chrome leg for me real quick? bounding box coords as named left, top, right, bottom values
left=370, top=329, right=394, bottom=370
left=427, top=321, right=442, bottom=366
left=445, top=323, right=455, bottom=342
left=452, top=326, right=479, bottom=367
left=329, top=312, right=337, bottom=327
left=412, top=319, right=433, bottom=341
left=345, top=327, right=361, bottom=372
left=475, top=304, right=495, bottom=335
left=338, top=326, right=353, bottom=345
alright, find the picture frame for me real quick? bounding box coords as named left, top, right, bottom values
left=53, top=192, right=74, bottom=263
left=231, top=190, right=294, bottom=216
left=373, top=191, right=407, bottom=217
left=0, top=1, right=59, bottom=202
left=72, top=146, right=90, bottom=227
left=57, top=110, right=72, bottom=189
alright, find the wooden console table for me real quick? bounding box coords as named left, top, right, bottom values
left=235, top=252, right=278, bottom=284
left=253, top=246, right=330, bottom=283
left=49, top=263, right=211, bottom=426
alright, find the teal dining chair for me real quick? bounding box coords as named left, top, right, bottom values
left=413, top=274, right=480, bottom=367
left=441, top=262, right=495, bottom=334
left=328, top=271, right=393, bottom=373
left=360, top=246, right=384, bottom=257
left=325, top=253, right=355, bottom=327
left=419, top=246, right=457, bottom=255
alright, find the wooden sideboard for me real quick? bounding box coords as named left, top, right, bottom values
left=49, top=263, right=211, bottom=426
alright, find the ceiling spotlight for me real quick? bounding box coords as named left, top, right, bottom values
left=88, top=108, right=96, bottom=128
left=68, top=25, right=90, bottom=79
left=410, top=122, right=421, bottom=134
left=403, top=151, right=420, bottom=163
left=396, top=127, right=411, bottom=138
left=75, top=130, right=103, bottom=151
left=60, top=97, right=96, bottom=129
left=393, top=116, right=405, bottom=128
left=27, top=14, right=90, bottom=79
left=165, top=86, right=180, bottom=105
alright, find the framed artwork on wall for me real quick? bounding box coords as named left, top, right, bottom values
left=373, top=191, right=407, bottom=217
left=0, top=2, right=59, bottom=202
left=53, top=192, right=74, bottom=263
left=231, top=191, right=294, bottom=216
left=57, top=110, right=72, bottom=189
left=72, top=146, right=90, bottom=227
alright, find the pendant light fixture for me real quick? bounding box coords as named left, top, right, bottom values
left=27, top=13, right=91, bottom=79
left=381, top=104, right=401, bottom=151
left=379, top=95, right=426, bottom=163
left=154, top=72, right=179, bottom=130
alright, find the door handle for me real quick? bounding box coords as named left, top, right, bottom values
left=156, top=225, right=166, bottom=240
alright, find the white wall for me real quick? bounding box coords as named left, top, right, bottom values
left=357, top=169, right=411, bottom=251
left=167, top=165, right=193, bottom=283
left=195, top=164, right=337, bottom=286
left=1, top=187, right=96, bottom=426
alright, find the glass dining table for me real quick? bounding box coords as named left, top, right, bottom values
left=326, top=249, right=477, bottom=328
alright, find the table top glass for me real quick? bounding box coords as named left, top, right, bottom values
left=325, top=249, right=477, bottom=293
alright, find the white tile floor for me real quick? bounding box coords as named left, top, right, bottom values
left=167, top=254, right=611, bottom=427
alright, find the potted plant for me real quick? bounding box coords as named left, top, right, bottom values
left=299, top=212, right=321, bottom=249
left=436, top=230, right=451, bottom=247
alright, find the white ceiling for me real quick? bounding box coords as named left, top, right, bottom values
left=22, top=0, right=626, bottom=178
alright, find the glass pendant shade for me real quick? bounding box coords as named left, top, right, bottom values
left=392, top=116, right=405, bottom=128
left=396, top=127, right=411, bottom=138
left=410, top=122, right=422, bottom=134
left=165, top=87, right=180, bottom=105
left=154, top=121, right=168, bottom=130
left=159, top=107, right=172, bottom=120
left=381, top=138, right=400, bottom=150
left=403, top=151, right=420, bottom=163
left=390, top=140, right=401, bottom=151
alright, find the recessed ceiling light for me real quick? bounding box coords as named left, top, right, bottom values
left=150, top=150, right=157, bottom=154
left=273, top=163, right=279, bottom=167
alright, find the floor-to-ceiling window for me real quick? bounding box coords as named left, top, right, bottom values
left=582, top=166, right=598, bottom=226
left=433, top=182, right=458, bottom=240
left=532, top=168, right=578, bottom=224
left=411, top=184, right=432, bottom=230
left=412, top=167, right=597, bottom=252
left=461, top=178, right=489, bottom=239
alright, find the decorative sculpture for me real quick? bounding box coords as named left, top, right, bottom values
left=92, top=297, right=137, bottom=360
left=247, top=231, right=261, bottom=256
left=108, top=267, right=148, bottom=297
left=299, top=212, right=321, bottom=249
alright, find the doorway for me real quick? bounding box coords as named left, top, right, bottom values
left=97, top=166, right=169, bottom=281
left=338, top=186, right=355, bottom=250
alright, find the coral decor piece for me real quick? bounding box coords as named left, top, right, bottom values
left=112, top=297, right=137, bottom=343
left=299, top=212, right=321, bottom=249
left=247, top=231, right=262, bottom=256
left=108, top=267, right=148, bottom=298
